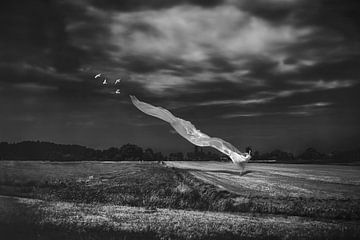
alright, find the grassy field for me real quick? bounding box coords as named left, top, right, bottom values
left=0, top=161, right=360, bottom=239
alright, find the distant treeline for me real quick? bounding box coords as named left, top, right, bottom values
left=0, top=141, right=164, bottom=161
left=251, top=148, right=360, bottom=163
left=0, top=141, right=359, bottom=163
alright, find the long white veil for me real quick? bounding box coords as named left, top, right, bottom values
left=130, top=95, right=251, bottom=165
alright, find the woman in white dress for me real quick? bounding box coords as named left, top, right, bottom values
left=130, top=95, right=251, bottom=175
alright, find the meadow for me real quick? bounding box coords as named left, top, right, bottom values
left=0, top=161, right=359, bottom=239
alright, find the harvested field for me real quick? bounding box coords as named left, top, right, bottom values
left=166, top=161, right=360, bottom=199
left=1, top=160, right=360, bottom=239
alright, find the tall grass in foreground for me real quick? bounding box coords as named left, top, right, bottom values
left=1, top=196, right=359, bottom=240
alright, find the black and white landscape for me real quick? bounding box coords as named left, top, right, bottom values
left=0, top=0, right=360, bottom=239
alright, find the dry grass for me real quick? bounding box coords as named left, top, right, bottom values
left=1, top=161, right=360, bottom=219
left=1, top=195, right=359, bottom=240
left=0, top=161, right=235, bottom=212
left=1, top=161, right=360, bottom=239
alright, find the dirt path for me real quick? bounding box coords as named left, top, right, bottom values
left=166, top=161, right=360, bottom=199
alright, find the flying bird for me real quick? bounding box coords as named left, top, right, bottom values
left=130, top=95, right=251, bottom=175
left=115, top=89, right=121, bottom=94
left=94, top=73, right=101, bottom=78
left=102, top=79, right=107, bottom=85
left=114, top=79, right=121, bottom=84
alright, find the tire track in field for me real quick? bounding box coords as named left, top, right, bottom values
left=166, top=161, right=360, bottom=199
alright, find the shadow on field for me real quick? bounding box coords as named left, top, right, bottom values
left=0, top=223, right=159, bottom=240
left=0, top=195, right=159, bottom=240
left=2, top=195, right=359, bottom=240
left=240, top=170, right=255, bottom=176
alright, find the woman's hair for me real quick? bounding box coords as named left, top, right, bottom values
left=245, top=146, right=252, bottom=154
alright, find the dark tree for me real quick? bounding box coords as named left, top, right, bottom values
left=120, top=144, right=143, bottom=161
left=168, top=152, right=184, bottom=161
left=143, top=148, right=155, bottom=161
left=298, top=148, right=325, bottom=160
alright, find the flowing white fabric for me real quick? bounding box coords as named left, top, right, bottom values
left=130, top=95, right=251, bottom=165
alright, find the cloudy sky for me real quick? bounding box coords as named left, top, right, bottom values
left=1, top=0, right=359, bottom=153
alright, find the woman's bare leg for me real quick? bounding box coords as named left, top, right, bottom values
left=238, top=162, right=245, bottom=176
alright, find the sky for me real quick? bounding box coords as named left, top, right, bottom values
left=0, top=0, right=359, bottom=154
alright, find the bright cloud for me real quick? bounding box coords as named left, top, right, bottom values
left=110, top=5, right=312, bottom=61
left=197, top=79, right=356, bottom=106
left=106, top=5, right=313, bottom=92
left=293, top=80, right=356, bottom=89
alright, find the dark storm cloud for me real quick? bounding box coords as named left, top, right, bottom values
left=0, top=1, right=87, bottom=73
left=0, top=62, right=155, bottom=107
left=294, top=0, right=360, bottom=39
left=236, top=0, right=360, bottom=40
left=0, top=0, right=359, bottom=152
left=90, top=0, right=224, bottom=12
left=124, top=22, right=163, bottom=38
left=84, top=0, right=360, bottom=144
left=233, top=0, right=303, bottom=23
left=105, top=2, right=314, bottom=97
left=208, top=55, right=239, bottom=73
left=120, top=55, right=183, bottom=74
left=56, top=0, right=359, bottom=152
left=240, top=54, right=360, bottom=90
left=0, top=0, right=160, bottom=106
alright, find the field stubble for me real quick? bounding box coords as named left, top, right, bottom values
left=0, top=161, right=360, bottom=239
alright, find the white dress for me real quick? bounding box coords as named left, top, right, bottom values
left=130, top=95, right=251, bottom=165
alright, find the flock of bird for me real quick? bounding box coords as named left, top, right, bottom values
left=94, top=73, right=121, bottom=94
